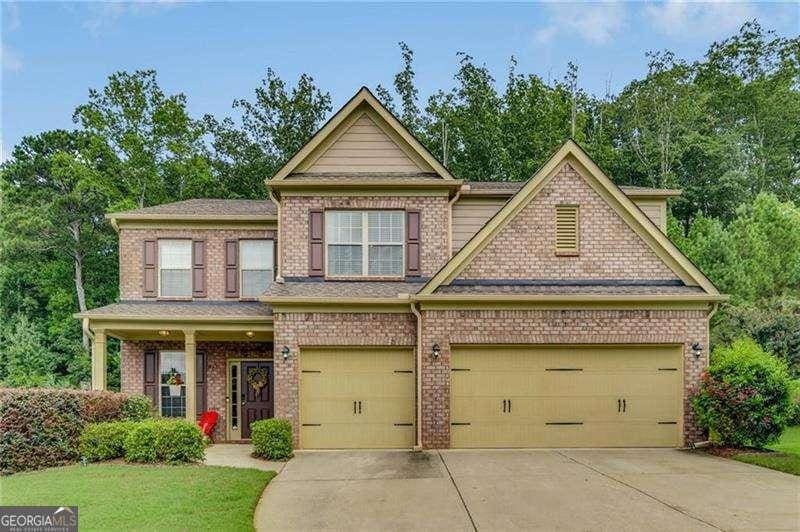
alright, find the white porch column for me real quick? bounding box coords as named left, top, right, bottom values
left=184, top=329, right=197, bottom=422
left=91, top=329, right=107, bottom=390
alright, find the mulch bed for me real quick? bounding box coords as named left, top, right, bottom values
left=701, top=445, right=775, bottom=458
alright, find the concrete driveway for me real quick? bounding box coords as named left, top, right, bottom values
left=255, top=449, right=799, bottom=531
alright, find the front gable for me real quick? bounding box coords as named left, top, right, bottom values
left=420, top=140, right=720, bottom=296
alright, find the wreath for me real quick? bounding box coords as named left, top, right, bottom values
left=246, top=367, right=270, bottom=393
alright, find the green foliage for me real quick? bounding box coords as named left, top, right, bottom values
left=123, top=419, right=205, bottom=464
left=121, top=394, right=153, bottom=421
left=79, top=421, right=135, bottom=462
left=693, top=339, right=793, bottom=448
left=251, top=418, right=293, bottom=460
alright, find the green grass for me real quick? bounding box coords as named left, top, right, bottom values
left=0, top=464, right=275, bottom=531
left=732, top=426, right=800, bottom=476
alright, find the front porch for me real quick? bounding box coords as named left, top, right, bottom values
left=78, top=301, right=275, bottom=441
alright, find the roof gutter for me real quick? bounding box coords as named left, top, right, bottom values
left=410, top=302, right=423, bottom=451
left=268, top=187, right=283, bottom=281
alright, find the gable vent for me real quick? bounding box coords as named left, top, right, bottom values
left=555, top=205, right=579, bottom=254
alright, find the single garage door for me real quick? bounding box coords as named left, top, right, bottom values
left=451, top=345, right=682, bottom=448
left=300, top=347, right=415, bottom=449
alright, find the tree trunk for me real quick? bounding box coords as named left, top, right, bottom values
left=70, top=222, right=90, bottom=350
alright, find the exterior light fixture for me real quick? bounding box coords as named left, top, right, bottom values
left=158, top=330, right=170, bottom=337
left=691, top=342, right=703, bottom=359
left=281, top=345, right=291, bottom=360
left=245, top=331, right=255, bottom=338
left=432, top=343, right=441, bottom=359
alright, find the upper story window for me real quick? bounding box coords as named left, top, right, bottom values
left=159, top=239, right=192, bottom=297
left=326, top=211, right=405, bottom=277
left=240, top=240, right=274, bottom=298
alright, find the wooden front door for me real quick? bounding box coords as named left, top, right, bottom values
left=241, top=361, right=274, bottom=439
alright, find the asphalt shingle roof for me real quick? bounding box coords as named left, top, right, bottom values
left=109, top=199, right=276, bottom=218
left=78, top=300, right=272, bottom=319
left=265, top=280, right=424, bottom=299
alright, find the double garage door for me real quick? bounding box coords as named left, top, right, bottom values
left=299, top=345, right=682, bottom=449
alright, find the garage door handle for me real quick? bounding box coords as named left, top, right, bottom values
left=618, top=399, right=621, bottom=412
left=353, top=401, right=357, bottom=414
left=502, top=399, right=507, bottom=413
left=358, top=401, right=362, bottom=414
left=508, top=399, right=511, bottom=412
left=623, top=399, right=626, bottom=412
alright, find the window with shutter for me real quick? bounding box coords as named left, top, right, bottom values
left=555, top=205, right=579, bottom=255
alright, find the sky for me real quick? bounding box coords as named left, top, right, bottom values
left=2, top=1, right=798, bottom=160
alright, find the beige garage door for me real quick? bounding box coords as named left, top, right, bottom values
left=451, top=345, right=683, bottom=448
left=300, top=347, right=415, bottom=449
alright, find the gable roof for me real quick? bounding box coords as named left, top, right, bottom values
left=419, top=140, right=721, bottom=296
left=269, top=87, right=456, bottom=182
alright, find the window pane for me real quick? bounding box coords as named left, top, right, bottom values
left=160, top=270, right=191, bottom=297
left=328, top=245, right=363, bottom=275
left=368, top=211, right=404, bottom=243
left=326, top=211, right=362, bottom=244
left=242, top=269, right=272, bottom=297
left=368, top=245, right=403, bottom=276
left=240, top=240, right=273, bottom=269
left=159, top=240, right=191, bottom=269
left=160, top=351, right=186, bottom=418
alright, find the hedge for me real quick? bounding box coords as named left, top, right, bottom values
left=124, top=419, right=205, bottom=464
left=79, top=421, right=136, bottom=462
left=251, top=418, right=293, bottom=460
left=0, top=388, right=153, bottom=474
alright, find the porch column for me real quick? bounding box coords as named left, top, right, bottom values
left=91, top=329, right=107, bottom=390
left=184, top=329, right=197, bottom=422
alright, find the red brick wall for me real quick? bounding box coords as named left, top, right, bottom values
left=279, top=196, right=449, bottom=278
left=120, top=340, right=273, bottom=441
left=419, top=308, right=709, bottom=448
left=119, top=227, right=276, bottom=300
left=458, top=163, right=678, bottom=281
left=273, top=312, right=417, bottom=446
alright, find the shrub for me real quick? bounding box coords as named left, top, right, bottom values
left=79, top=421, right=134, bottom=462
left=121, top=394, right=152, bottom=421
left=789, top=380, right=800, bottom=425
left=251, top=419, right=293, bottom=460
left=693, top=338, right=793, bottom=448
left=124, top=419, right=205, bottom=464
left=79, top=391, right=129, bottom=423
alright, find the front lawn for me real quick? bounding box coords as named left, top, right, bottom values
left=731, top=426, right=800, bottom=476
left=0, top=464, right=275, bottom=531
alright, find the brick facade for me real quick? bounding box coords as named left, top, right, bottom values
left=279, top=196, right=449, bottom=278
left=120, top=340, right=273, bottom=441
left=458, top=163, right=679, bottom=281
left=119, top=227, right=276, bottom=300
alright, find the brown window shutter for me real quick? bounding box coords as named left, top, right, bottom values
left=195, top=350, right=206, bottom=418
left=143, top=349, right=158, bottom=407
left=309, top=210, right=324, bottom=277
left=143, top=240, right=157, bottom=297
left=225, top=239, right=239, bottom=298
left=192, top=240, right=206, bottom=298
left=406, top=211, right=421, bottom=276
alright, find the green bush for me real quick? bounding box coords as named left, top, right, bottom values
left=124, top=419, right=204, bottom=464
left=251, top=419, right=293, bottom=460
left=789, top=380, right=800, bottom=425
left=79, top=421, right=134, bottom=462
left=693, top=338, right=793, bottom=448
left=121, top=394, right=152, bottom=421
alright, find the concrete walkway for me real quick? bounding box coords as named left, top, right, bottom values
left=255, top=449, right=799, bottom=531
left=204, top=443, right=287, bottom=473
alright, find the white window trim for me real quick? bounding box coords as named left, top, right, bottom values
left=238, top=239, right=275, bottom=299
left=157, top=239, right=192, bottom=299
left=159, top=350, right=186, bottom=418
left=325, top=210, right=405, bottom=279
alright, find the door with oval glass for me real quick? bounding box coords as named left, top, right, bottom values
left=241, top=360, right=274, bottom=439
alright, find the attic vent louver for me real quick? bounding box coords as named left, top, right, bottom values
left=555, top=205, right=579, bottom=254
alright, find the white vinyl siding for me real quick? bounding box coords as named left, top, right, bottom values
left=239, top=240, right=274, bottom=298
left=326, top=211, right=404, bottom=277
left=158, top=240, right=192, bottom=297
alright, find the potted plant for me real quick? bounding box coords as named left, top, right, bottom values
left=167, top=370, right=183, bottom=396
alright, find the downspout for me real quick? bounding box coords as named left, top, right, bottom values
left=268, top=188, right=283, bottom=281
left=447, top=186, right=464, bottom=258
left=82, top=317, right=95, bottom=343
left=410, top=301, right=423, bottom=451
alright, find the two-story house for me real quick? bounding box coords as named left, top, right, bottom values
left=79, top=87, right=725, bottom=448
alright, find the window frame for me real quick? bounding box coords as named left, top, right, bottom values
left=157, top=238, right=193, bottom=299
left=238, top=239, right=275, bottom=300
left=324, top=210, right=406, bottom=279
left=158, top=350, right=186, bottom=418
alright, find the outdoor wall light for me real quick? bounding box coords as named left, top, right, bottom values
left=281, top=345, right=291, bottom=360
left=158, top=330, right=170, bottom=337
left=691, top=342, right=703, bottom=359
left=245, top=330, right=255, bottom=338
left=432, top=343, right=441, bottom=359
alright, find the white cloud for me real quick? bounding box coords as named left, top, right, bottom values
left=643, top=0, right=757, bottom=38
left=83, top=0, right=181, bottom=36
left=2, top=44, right=22, bottom=72
left=535, top=2, right=627, bottom=45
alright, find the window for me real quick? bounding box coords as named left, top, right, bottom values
left=326, top=211, right=404, bottom=277
left=240, top=240, right=274, bottom=298
left=160, top=351, right=185, bottom=418
left=159, top=239, right=192, bottom=297
left=555, top=205, right=579, bottom=254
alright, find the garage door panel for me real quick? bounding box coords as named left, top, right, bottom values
left=301, top=423, right=414, bottom=449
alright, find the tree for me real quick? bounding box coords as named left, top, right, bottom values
left=375, top=42, right=422, bottom=135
